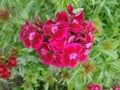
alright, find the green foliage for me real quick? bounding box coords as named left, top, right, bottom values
left=0, top=0, right=120, bottom=90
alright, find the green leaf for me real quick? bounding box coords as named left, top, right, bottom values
left=73, top=8, right=84, bottom=14
left=101, top=50, right=118, bottom=60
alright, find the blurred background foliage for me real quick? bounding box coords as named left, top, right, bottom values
left=0, top=0, right=120, bottom=90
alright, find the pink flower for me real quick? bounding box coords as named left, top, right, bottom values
left=43, top=20, right=68, bottom=41
left=56, top=11, right=69, bottom=22
left=36, top=43, right=52, bottom=65
left=7, top=56, right=17, bottom=68
left=91, top=84, right=101, bottom=90
left=37, top=43, right=64, bottom=67
left=62, top=43, right=86, bottom=68
left=20, top=21, right=43, bottom=50
left=67, top=5, right=74, bottom=15
left=87, top=83, right=102, bottom=90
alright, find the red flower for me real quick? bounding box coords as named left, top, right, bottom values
left=20, top=21, right=43, bottom=50
left=62, top=43, right=85, bottom=68
left=87, top=83, right=102, bottom=90
left=7, top=56, right=17, bottom=68
left=0, top=64, right=11, bottom=79
left=91, top=84, right=101, bottom=90
left=0, top=71, right=11, bottom=79
left=37, top=43, right=64, bottom=67
left=36, top=43, right=52, bottom=65
left=0, top=64, right=7, bottom=74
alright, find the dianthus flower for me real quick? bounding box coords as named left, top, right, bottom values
left=7, top=56, right=17, bottom=68
left=0, top=64, right=11, bottom=79
left=86, top=83, right=102, bottom=90
left=20, top=21, right=43, bottom=50
left=20, top=5, right=96, bottom=68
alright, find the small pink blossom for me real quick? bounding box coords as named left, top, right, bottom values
left=36, top=43, right=52, bottom=65
left=91, top=84, right=102, bottom=90
left=20, top=21, right=43, bottom=50
left=87, top=83, right=102, bottom=90
left=62, top=43, right=85, bottom=68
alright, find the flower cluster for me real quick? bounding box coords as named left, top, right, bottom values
left=0, top=51, right=17, bottom=79
left=86, top=83, right=102, bottom=90
left=20, top=5, right=96, bottom=68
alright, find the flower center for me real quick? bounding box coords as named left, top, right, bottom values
left=10, top=60, right=15, bottom=64
left=51, top=26, right=58, bottom=34
left=41, top=48, right=48, bottom=55
left=69, top=53, right=77, bottom=60
left=68, top=35, right=74, bottom=43
left=94, top=87, right=99, bottom=90
left=29, top=32, right=35, bottom=40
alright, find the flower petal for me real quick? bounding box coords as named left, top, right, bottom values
left=32, top=34, right=43, bottom=50
left=73, top=11, right=84, bottom=24
left=56, top=11, right=69, bottom=22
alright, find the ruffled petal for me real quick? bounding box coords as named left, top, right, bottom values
left=56, top=11, right=69, bottom=22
